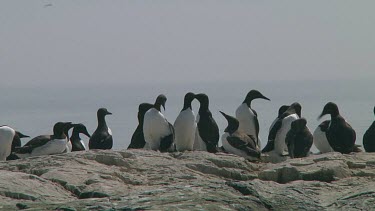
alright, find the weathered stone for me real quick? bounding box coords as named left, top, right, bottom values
left=0, top=150, right=373, bottom=210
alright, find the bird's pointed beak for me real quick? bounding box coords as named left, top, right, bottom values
left=18, top=133, right=30, bottom=138
left=261, top=95, right=271, bottom=101
left=162, top=103, right=166, bottom=111
left=107, top=111, right=112, bottom=115
left=318, top=112, right=325, bottom=120
left=84, top=130, right=91, bottom=138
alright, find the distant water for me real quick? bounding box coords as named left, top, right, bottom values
left=1, top=79, right=373, bottom=152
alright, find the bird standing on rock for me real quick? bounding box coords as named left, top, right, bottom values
left=263, top=102, right=301, bottom=155
left=89, top=108, right=113, bottom=150
left=143, top=94, right=175, bottom=152
left=318, top=102, right=356, bottom=154
left=70, top=123, right=91, bottom=151
left=0, top=126, right=17, bottom=161
left=128, top=103, right=154, bottom=149
left=364, top=106, right=375, bottom=152
left=285, top=118, right=313, bottom=158
left=235, top=90, right=270, bottom=149
left=174, top=92, right=197, bottom=152
left=194, top=93, right=219, bottom=153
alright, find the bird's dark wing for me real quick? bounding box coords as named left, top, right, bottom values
left=89, top=130, right=113, bottom=150
left=23, top=135, right=51, bottom=147
left=14, top=135, right=51, bottom=154
left=227, top=135, right=260, bottom=158
left=319, top=120, right=330, bottom=132
left=197, top=111, right=219, bottom=153
left=128, top=125, right=146, bottom=149
left=250, top=109, right=260, bottom=142
left=363, top=122, right=375, bottom=152
left=267, top=118, right=282, bottom=143
left=160, top=122, right=175, bottom=152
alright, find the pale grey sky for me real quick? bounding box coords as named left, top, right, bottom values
left=1, top=1, right=375, bottom=87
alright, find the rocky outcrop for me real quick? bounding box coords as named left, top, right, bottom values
left=0, top=150, right=374, bottom=210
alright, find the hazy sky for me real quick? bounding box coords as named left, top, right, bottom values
left=1, top=1, right=375, bottom=87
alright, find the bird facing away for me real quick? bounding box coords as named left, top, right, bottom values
left=70, top=123, right=91, bottom=151
left=318, top=102, right=356, bottom=154
left=174, top=92, right=197, bottom=152
left=143, top=94, right=175, bottom=152
left=194, top=93, right=220, bottom=153
left=220, top=111, right=261, bottom=159
left=128, top=103, right=154, bottom=149
left=364, top=106, right=375, bottom=152
left=235, top=90, right=270, bottom=149
left=262, top=102, right=302, bottom=155
left=89, top=108, right=113, bottom=150
left=285, top=118, right=313, bottom=158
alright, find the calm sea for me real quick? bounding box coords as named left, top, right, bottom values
left=1, top=79, right=373, bottom=152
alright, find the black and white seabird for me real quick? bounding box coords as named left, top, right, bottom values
left=0, top=126, right=16, bottom=161
left=128, top=103, right=154, bottom=149
left=318, top=102, right=356, bottom=154
left=143, top=94, right=175, bottom=152
left=70, top=123, right=91, bottom=151
left=235, top=90, right=270, bottom=149
left=313, top=120, right=334, bottom=153
left=220, top=111, right=260, bottom=160
left=364, top=106, right=375, bottom=152
left=262, top=102, right=302, bottom=155
left=285, top=118, right=313, bottom=158
left=89, top=108, right=113, bottom=150
left=15, top=122, right=74, bottom=158
left=6, top=131, right=29, bottom=160
left=174, top=92, right=197, bottom=152
left=194, top=93, right=219, bottom=153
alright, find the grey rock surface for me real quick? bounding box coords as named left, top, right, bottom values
left=0, top=150, right=374, bottom=210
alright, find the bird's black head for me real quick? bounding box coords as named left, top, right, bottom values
left=291, top=118, right=307, bottom=131
left=290, top=102, right=302, bottom=117
left=373, top=106, right=375, bottom=116
left=72, top=123, right=91, bottom=138
left=154, top=94, right=167, bottom=111
left=278, top=105, right=290, bottom=116
left=243, top=90, right=270, bottom=106
left=219, top=111, right=239, bottom=134
left=183, top=92, right=195, bottom=110
left=98, top=108, right=112, bottom=117
left=195, top=93, right=209, bottom=110
left=53, top=122, right=72, bottom=136
left=318, top=102, right=339, bottom=119
left=138, top=103, right=154, bottom=122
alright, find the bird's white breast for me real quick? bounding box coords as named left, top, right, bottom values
left=80, top=140, right=87, bottom=150
left=236, top=103, right=260, bottom=147
left=0, top=126, right=16, bottom=161
left=236, top=104, right=256, bottom=134
left=30, top=138, right=68, bottom=157
left=174, top=109, right=196, bottom=151
left=313, top=126, right=333, bottom=153
left=143, top=108, right=172, bottom=150
left=273, top=114, right=299, bottom=155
